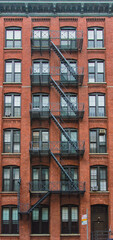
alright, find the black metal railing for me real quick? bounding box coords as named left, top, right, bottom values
left=30, top=72, right=50, bottom=87
left=30, top=103, right=50, bottom=120
left=29, top=141, right=85, bottom=157
left=91, top=231, right=110, bottom=240
left=29, top=180, right=86, bottom=194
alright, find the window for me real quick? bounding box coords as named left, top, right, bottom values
left=33, top=27, right=49, bottom=48
left=60, top=27, right=76, bottom=49
left=32, top=94, right=49, bottom=111
left=32, top=206, right=49, bottom=234
left=61, top=93, right=77, bottom=117
left=88, top=60, right=104, bottom=83
left=32, top=129, right=49, bottom=151
left=90, top=129, right=107, bottom=153
left=2, top=206, right=18, bottom=234
left=61, top=205, right=78, bottom=234
left=3, top=129, right=20, bottom=153
left=90, top=166, right=107, bottom=191
left=3, top=166, right=19, bottom=191
left=33, top=60, right=49, bottom=75
left=88, top=27, right=104, bottom=48
left=89, top=93, right=105, bottom=117
left=5, top=27, right=21, bottom=48
left=5, top=60, right=21, bottom=83
left=61, top=166, right=78, bottom=191
left=32, top=166, right=49, bottom=191
left=61, top=60, right=77, bottom=83
left=61, top=129, right=77, bottom=154
left=4, top=94, right=21, bottom=117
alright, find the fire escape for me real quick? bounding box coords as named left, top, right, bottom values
left=18, top=30, right=85, bottom=215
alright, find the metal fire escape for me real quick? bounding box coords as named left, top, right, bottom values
left=18, top=33, right=85, bottom=215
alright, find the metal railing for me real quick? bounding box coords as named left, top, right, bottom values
left=29, top=141, right=85, bottom=157
left=30, top=103, right=50, bottom=119
left=29, top=180, right=85, bottom=194
left=91, top=231, right=112, bottom=240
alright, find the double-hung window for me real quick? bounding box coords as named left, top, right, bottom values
left=4, top=94, right=21, bottom=117
left=3, top=166, right=19, bottom=191
left=88, top=27, right=104, bottom=48
left=88, top=60, right=104, bottom=83
left=5, top=27, right=21, bottom=48
left=61, top=205, right=79, bottom=234
left=60, top=27, right=76, bottom=49
left=32, top=167, right=49, bottom=191
left=32, top=60, right=49, bottom=84
left=90, top=166, right=107, bottom=191
left=61, top=94, right=77, bottom=117
left=33, top=27, right=49, bottom=48
left=32, top=206, right=49, bottom=234
left=61, top=129, right=77, bottom=154
left=89, top=93, right=105, bottom=117
left=32, top=129, right=49, bottom=151
left=61, top=166, right=78, bottom=191
left=32, top=94, right=49, bottom=112
left=3, top=129, right=20, bottom=153
left=5, top=60, right=21, bottom=83
left=61, top=60, right=77, bottom=83
left=90, top=129, right=107, bottom=153
left=2, top=206, right=18, bottom=234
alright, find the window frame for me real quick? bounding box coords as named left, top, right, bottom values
left=32, top=166, right=49, bottom=191
left=89, top=93, right=106, bottom=117
left=61, top=205, right=79, bottom=234
left=5, top=59, right=21, bottom=83
left=60, top=93, right=77, bottom=116
left=31, top=205, right=49, bottom=234
left=90, top=165, right=107, bottom=191
left=2, top=205, right=19, bottom=234
left=90, top=128, right=107, bottom=153
left=5, top=27, right=22, bottom=48
left=60, top=60, right=77, bottom=82
left=61, top=166, right=78, bottom=191
left=33, top=27, right=49, bottom=39
left=4, top=93, right=21, bottom=117
left=61, top=128, right=78, bottom=154
left=3, top=129, right=20, bottom=153
left=32, top=93, right=49, bottom=110
left=32, top=129, right=49, bottom=150
left=60, top=27, right=76, bottom=48
left=32, top=59, right=49, bottom=75
left=2, top=166, right=20, bottom=192
left=88, top=27, right=104, bottom=48
left=88, top=59, right=105, bottom=83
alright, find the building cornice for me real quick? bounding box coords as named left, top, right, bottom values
left=0, top=1, right=112, bottom=17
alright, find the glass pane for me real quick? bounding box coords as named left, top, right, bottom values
left=70, top=96, right=77, bottom=105
left=3, top=208, right=9, bottom=220
left=42, top=208, right=48, bottom=220
left=6, top=62, right=12, bottom=72
left=33, top=96, right=40, bottom=108
left=14, top=143, right=20, bottom=152
left=89, top=74, right=95, bottom=82
left=61, top=133, right=67, bottom=142
left=42, top=169, right=49, bottom=180
left=42, top=96, right=49, bottom=107
left=34, top=30, right=40, bottom=39
left=100, top=181, right=106, bottom=191
left=14, top=96, right=20, bottom=106
left=88, top=30, right=94, bottom=40
left=98, top=96, right=104, bottom=106
left=89, top=96, right=96, bottom=106
left=33, top=63, right=40, bottom=73
left=6, top=30, right=13, bottom=39
left=71, top=207, right=78, bottom=221
left=4, top=131, right=11, bottom=142
left=97, top=30, right=103, bottom=40
left=42, top=132, right=48, bottom=142
left=12, top=209, right=18, bottom=220
left=91, top=168, right=97, bottom=179
left=33, top=169, right=39, bottom=180
left=4, top=168, right=10, bottom=179
left=33, top=132, right=39, bottom=142
left=90, top=131, right=96, bottom=142
left=15, top=62, right=21, bottom=72
left=61, top=30, right=68, bottom=39
left=69, top=30, right=76, bottom=39
left=99, top=134, right=105, bottom=143
left=14, top=131, right=20, bottom=142
left=42, top=63, right=49, bottom=73
left=42, top=30, right=49, bottom=39
left=32, top=209, right=39, bottom=220
left=13, top=168, right=19, bottom=179
left=71, top=168, right=78, bottom=180
left=70, top=131, right=77, bottom=141
left=61, top=64, right=67, bottom=73
left=98, top=62, right=104, bottom=73
left=62, top=207, right=68, bottom=221
left=61, top=98, right=67, bottom=107
left=89, top=62, right=95, bottom=72
left=14, top=30, right=21, bottom=40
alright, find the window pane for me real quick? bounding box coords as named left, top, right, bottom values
left=99, top=134, right=105, bottom=143
left=14, top=30, right=21, bottom=40
left=97, top=30, right=103, bottom=40
left=13, top=168, right=19, bottom=179
left=42, top=30, right=49, bottom=39
left=89, top=96, right=96, bottom=106
left=33, top=96, right=40, bottom=108
left=71, top=131, right=77, bottom=141
left=69, top=30, right=76, bottom=39
left=88, top=30, right=94, bottom=39
left=12, top=209, right=18, bottom=221
left=42, top=169, right=49, bottom=180
left=90, top=131, right=96, bottom=142
left=42, top=96, right=49, bottom=107
left=4, top=131, right=11, bottom=142
left=14, top=131, right=20, bottom=142
left=62, top=207, right=68, bottom=221
left=98, top=96, right=104, bottom=106
left=89, top=62, right=95, bottom=72
left=42, top=132, right=48, bottom=142
left=32, top=209, right=39, bottom=220
left=42, top=208, right=48, bottom=220
left=5, top=96, right=11, bottom=104
left=42, top=63, right=49, bottom=73
left=100, top=181, right=106, bottom=191
left=33, top=168, right=39, bottom=180
left=15, top=62, right=21, bottom=72
left=61, top=31, right=68, bottom=39
left=6, top=30, right=13, bottom=39
left=98, top=62, right=104, bottom=73
left=71, top=207, right=78, bottom=221
left=3, top=209, right=9, bottom=220
left=34, top=30, right=40, bottom=39
left=6, top=62, right=12, bottom=72
left=33, top=132, right=39, bottom=142
left=14, top=96, right=20, bottom=106
left=4, top=168, right=10, bottom=179
left=33, top=63, right=40, bottom=73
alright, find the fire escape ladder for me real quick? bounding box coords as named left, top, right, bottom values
left=50, top=112, right=78, bottom=151
left=27, top=191, right=51, bottom=214
left=50, top=77, right=77, bottom=114
left=50, top=151, right=78, bottom=191
left=50, top=40, right=76, bottom=78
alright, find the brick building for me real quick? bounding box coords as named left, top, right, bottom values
left=0, top=0, right=113, bottom=240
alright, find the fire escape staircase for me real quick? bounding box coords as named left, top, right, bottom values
left=18, top=40, right=85, bottom=215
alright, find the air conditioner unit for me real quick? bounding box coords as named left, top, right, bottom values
left=91, top=186, right=98, bottom=191
left=99, top=129, right=106, bottom=135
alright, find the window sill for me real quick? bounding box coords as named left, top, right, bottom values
left=90, top=191, right=109, bottom=194
left=87, top=47, right=106, bottom=50
left=30, top=234, right=50, bottom=236
left=89, top=116, right=107, bottom=119
left=3, top=82, right=22, bottom=85
left=89, top=153, right=108, bottom=155
left=3, top=117, right=21, bottom=119
left=60, top=234, right=80, bottom=237
left=88, top=82, right=107, bottom=84
left=4, top=47, right=22, bottom=50
left=2, top=153, right=21, bottom=157
left=0, top=191, right=17, bottom=194
left=0, top=234, right=19, bottom=236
